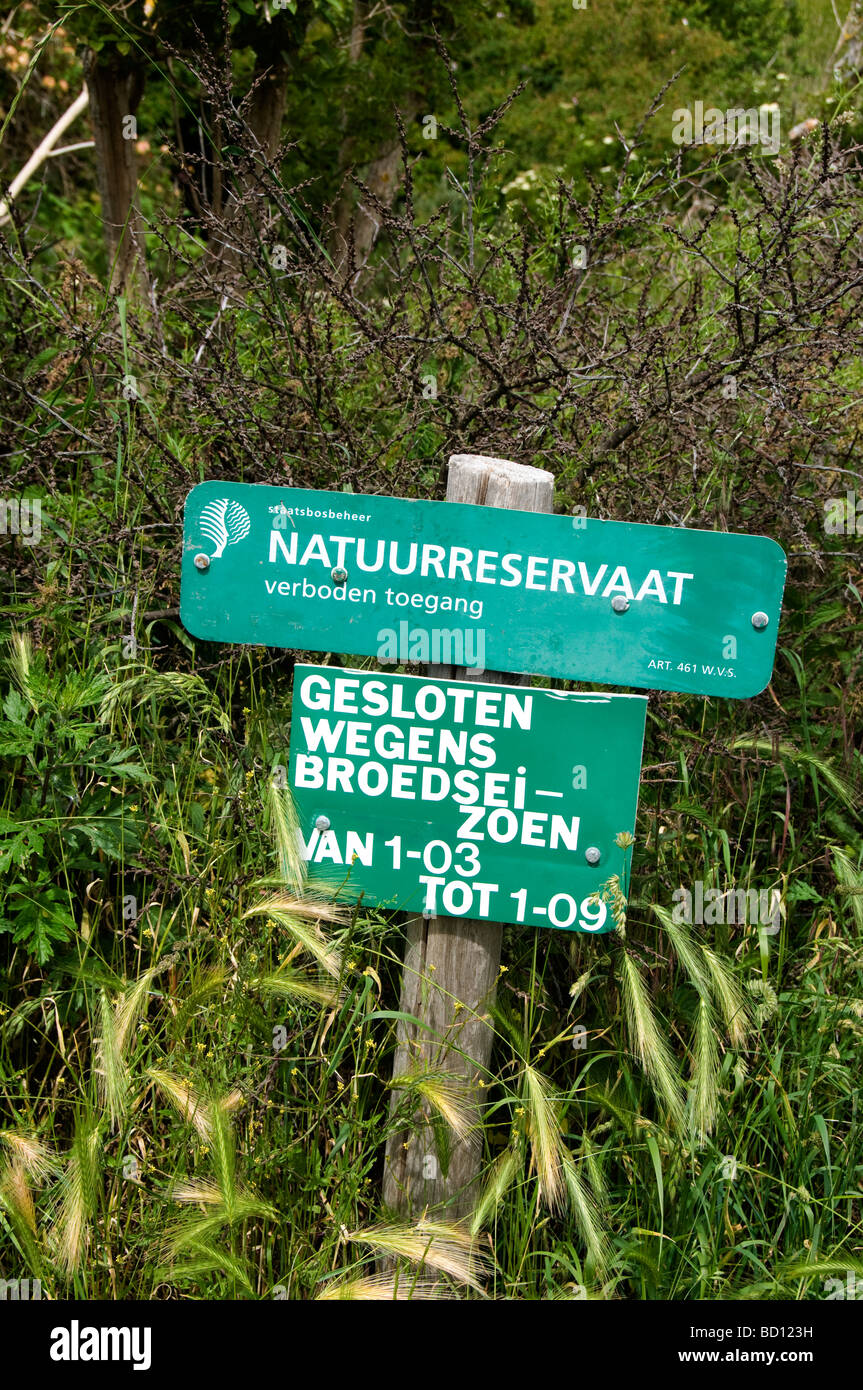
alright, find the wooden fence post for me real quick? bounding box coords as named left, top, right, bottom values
left=382, top=454, right=555, bottom=1221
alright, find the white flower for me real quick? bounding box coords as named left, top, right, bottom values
left=502, top=169, right=539, bottom=196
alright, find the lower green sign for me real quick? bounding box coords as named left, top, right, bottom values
left=288, top=665, right=647, bottom=932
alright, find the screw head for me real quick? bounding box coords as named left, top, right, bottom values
left=194, top=553, right=210, bottom=572
left=331, top=567, right=348, bottom=585
left=751, top=611, right=769, bottom=630
left=611, top=595, right=630, bottom=613
left=585, top=846, right=601, bottom=865
left=314, top=815, right=330, bottom=832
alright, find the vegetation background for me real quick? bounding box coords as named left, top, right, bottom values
left=0, top=0, right=861, bottom=1299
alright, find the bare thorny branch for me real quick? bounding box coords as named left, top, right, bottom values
left=2, top=56, right=862, bottom=615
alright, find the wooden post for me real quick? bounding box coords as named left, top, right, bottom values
left=382, top=454, right=554, bottom=1221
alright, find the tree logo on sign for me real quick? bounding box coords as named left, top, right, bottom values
left=199, top=497, right=251, bottom=559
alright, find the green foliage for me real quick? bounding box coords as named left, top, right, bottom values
left=680, top=0, right=802, bottom=72
left=0, top=639, right=150, bottom=964
left=0, top=0, right=861, bottom=1303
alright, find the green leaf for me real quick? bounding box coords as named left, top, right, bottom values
left=0, top=894, right=76, bottom=965
left=646, top=1133, right=664, bottom=1229
left=3, top=688, right=30, bottom=725
left=785, top=880, right=822, bottom=903
left=73, top=818, right=136, bottom=858
left=103, top=749, right=154, bottom=782
left=0, top=823, right=45, bottom=873
left=0, top=729, right=35, bottom=756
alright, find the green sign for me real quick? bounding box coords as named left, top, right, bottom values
left=288, top=665, right=647, bottom=932
left=180, top=481, right=787, bottom=697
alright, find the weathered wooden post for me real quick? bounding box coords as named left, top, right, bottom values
left=382, top=454, right=554, bottom=1220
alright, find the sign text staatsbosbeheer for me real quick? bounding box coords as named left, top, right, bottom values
left=288, top=665, right=647, bottom=931
left=180, top=482, right=787, bottom=697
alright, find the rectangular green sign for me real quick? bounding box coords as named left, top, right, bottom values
left=288, top=665, right=647, bottom=932
left=180, top=481, right=787, bottom=697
